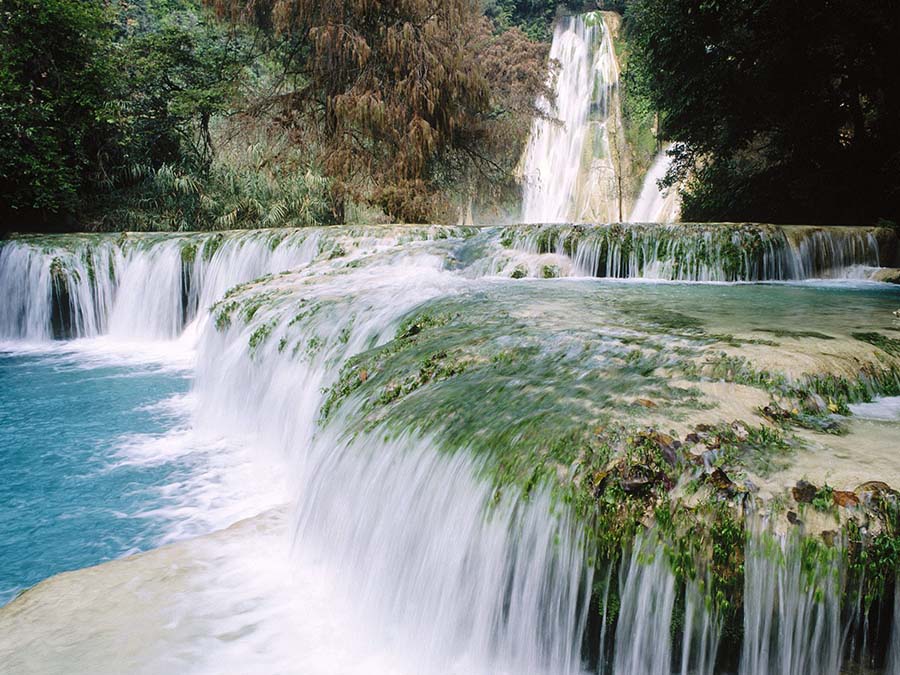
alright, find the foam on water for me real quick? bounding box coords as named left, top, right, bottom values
left=2, top=225, right=899, bottom=673
left=850, top=396, right=900, bottom=421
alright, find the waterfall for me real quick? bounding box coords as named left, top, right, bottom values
left=521, top=13, right=622, bottom=223
left=2, top=223, right=896, bottom=345
left=0, top=229, right=333, bottom=341
left=192, top=247, right=592, bottom=674
left=629, top=148, right=679, bottom=223
left=501, top=223, right=888, bottom=281
left=2, top=227, right=899, bottom=672
left=740, top=529, right=844, bottom=675
left=890, top=581, right=900, bottom=673
left=612, top=534, right=677, bottom=674
left=608, top=534, right=720, bottom=675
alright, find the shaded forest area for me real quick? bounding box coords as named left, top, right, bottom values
left=1, top=0, right=573, bottom=231
left=2, top=0, right=897, bottom=231
left=628, top=0, right=900, bottom=226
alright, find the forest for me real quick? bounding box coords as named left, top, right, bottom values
left=1, top=0, right=898, bottom=230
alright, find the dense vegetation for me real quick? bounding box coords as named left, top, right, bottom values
left=626, top=0, right=900, bottom=226
left=1, top=0, right=561, bottom=231
left=4, top=0, right=897, bottom=230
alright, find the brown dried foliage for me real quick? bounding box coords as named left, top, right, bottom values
left=210, top=0, right=550, bottom=222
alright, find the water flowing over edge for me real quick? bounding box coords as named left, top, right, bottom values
left=0, top=226, right=898, bottom=673
left=521, top=13, right=623, bottom=224
left=499, top=222, right=898, bottom=281
left=2, top=222, right=897, bottom=343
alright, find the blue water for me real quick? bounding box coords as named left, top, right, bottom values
left=0, top=350, right=191, bottom=605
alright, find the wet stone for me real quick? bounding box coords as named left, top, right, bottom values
left=792, top=480, right=818, bottom=504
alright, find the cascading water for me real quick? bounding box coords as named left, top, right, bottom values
left=740, top=526, right=844, bottom=675
left=190, top=239, right=594, bottom=674
left=499, top=222, right=892, bottom=281
left=521, top=13, right=622, bottom=223
left=0, top=230, right=324, bottom=341
left=629, top=148, right=680, bottom=223
left=1, top=225, right=899, bottom=673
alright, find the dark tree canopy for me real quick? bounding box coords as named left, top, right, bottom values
left=0, top=0, right=115, bottom=226
left=628, top=0, right=900, bottom=225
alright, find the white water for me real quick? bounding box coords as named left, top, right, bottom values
left=504, top=223, right=885, bottom=281
left=2, top=228, right=898, bottom=673
left=521, top=13, right=621, bottom=223
left=613, top=534, right=677, bottom=674
left=629, top=148, right=679, bottom=223
left=741, top=526, right=843, bottom=675
left=850, top=396, right=900, bottom=421
left=0, top=231, right=322, bottom=341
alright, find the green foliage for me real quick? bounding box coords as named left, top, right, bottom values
left=852, top=332, right=900, bottom=357
left=111, top=12, right=250, bottom=175
left=248, top=320, right=275, bottom=351
left=484, top=0, right=561, bottom=41
left=483, top=0, right=609, bottom=41
left=810, top=484, right=835, bottom=513
left=1, top=0, right=332, bottom=231
left=627, top=0, right=900, bottom=225
left=0, top=0, right=116, bottom=222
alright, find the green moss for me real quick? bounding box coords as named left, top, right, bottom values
left=852, top=331, right=900, bottom=356
left=847, top=507, right=900, bottom=609
left=248, top=321, right=275, bottom=351
left=81, top=249, right=96, bottom=284
left=759, top=328, right=835, bottom=340
left=181, top=241, right=198, bottom=265
left=810, top=484, right=836, bottom=513
left=213, top=300, right=239, bottom=331
left=202, top=233, right=224, bottom=262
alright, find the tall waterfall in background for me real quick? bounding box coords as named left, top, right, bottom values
left=521, top=13, right=622, bottom=223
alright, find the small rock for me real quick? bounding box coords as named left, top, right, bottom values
left=685, top=452, right=705, bottom=467
left=761, top=404, right=791, bottom=422
left=695, top=423, right=713, bottom=433
left=642, top=430, right=679, bottom=466
left=635, top=398, right=657, bottom=408
left=820, top=530, right=837, bottom=546
left=731, top=422, right=749, bottom=440
left=684, top=432, right=701, bottom=444
left=807, top=394, right=827, bottom=413
left=792, top=480, right=817, bottom=504
left=622, top=476, right=652, bottom=495
left=592, top=470, right=612, bottom=498
left=621, top=464, right=659, bottom=496
left=832, top=490, right=859, bottom=508
left=854, top=480, right=897, bottom=497
left=707, top=467, right=735, bottom=492
left=787, top=511, right=801, bottom=525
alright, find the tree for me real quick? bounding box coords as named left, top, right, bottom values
left=627, top=0, right=900, bottom=225
left=0, top=0, right=116, bottom=227
left=211, top=0, right=508, bottom=222
left=113, top=13, right=250, bottom=177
